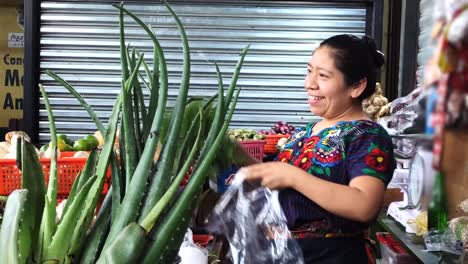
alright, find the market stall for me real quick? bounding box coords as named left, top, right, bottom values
left=0, top=0, right=467, bottom=263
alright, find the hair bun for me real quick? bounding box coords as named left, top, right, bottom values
left=374, top=50, right=385, bottom=67
left=361, top=35, right=385, bottom=67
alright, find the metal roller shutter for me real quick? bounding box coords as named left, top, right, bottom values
left=39, top=0, right=368, bottom=142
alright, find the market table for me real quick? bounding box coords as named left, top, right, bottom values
left=377, top=215, right=460, bottom=264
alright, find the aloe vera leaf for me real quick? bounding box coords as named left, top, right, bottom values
left=74, top=93, right=122, bottom=258
left=110, top=151, right=123, bottom=221
left=90, top=94, right=122, bottom=205
left=151, top=30, right=160, bottom=95
left=122, top=54, right=145, bottom=188
left=45, top=69, right=122, bottom=234
left=138, top=71, right=152, bottom=92
left=66, top=184, right=112, bottom=263
left=62, top=149, right=99, bottom=217
left=171, top=96, right=217, bottom=179
left=143, top=89, right=241, bottom=263
left=38, top=84, right=59, bottom=257
left=45, top=70, right=106, bottom=134
left=95, top=222, right=146, bottom=264
left=171, top=103, right=203, bottom=179
left=61, top=172, right=81, bottom=219
left=136, top=68, right=152, bottom=146
left=139, top=0, right=191, bottom=219
left=192, top=48, right=246, bottom=173
left=140, top=58, right=153, bottom=90
left=140, top=109, right=204, bottom=232
left=74, top=92, right=122, bottom=227
left=18, top=140, right=46, bottom=263
left=0, top=190, right=28, bottom=264
left=134, top=81, right=147, bottom=147
left=35, top=198, right=49, bottom=262
left=224, top=44, right=250, bottom=111
left=43, top=175, right=97, bottom=262
left=75, top=193, right=112, bottom=264
left=212, top=62, right=225, bottom=133
left=63, top=198, right=96, bottom=264
left=146, top=81, right=229, bottom=259
left=165, top=103, right=200, bottom=179
left=114, top=2, right=168, bottom=159
left=145, top=29, right=160, bottom=140
left=75, top=149, right=99, bottom=192
left=119, top=2, right=130, bottom=81
left=127, top=49, right=145, bottom=158
left=192, top=64, right=226, bottom=173
left=44, top=70, right=122, bottom=210
left=144, top=67, right=226, bottom=262
left=44, top=69, right=123, bottom=214
left=179, top=100, right=204, bottom=145
left=102, top=4, right=169, bottom=249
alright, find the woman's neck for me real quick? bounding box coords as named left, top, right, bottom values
left=316, top=104, right=369, bottom=128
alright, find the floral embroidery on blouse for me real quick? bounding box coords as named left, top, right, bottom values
left=277, top=120, right=396, bottom=229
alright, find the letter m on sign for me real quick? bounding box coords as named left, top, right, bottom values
left=5, top=69, right=20, bottom=86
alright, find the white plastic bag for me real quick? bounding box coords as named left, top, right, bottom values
left=208, top=170, right=304, bottom=264
left=178, top=228, right=208, bottom=264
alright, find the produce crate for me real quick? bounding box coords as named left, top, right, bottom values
left=264, top=134, right=290, bottom=155
left=0, top=151, right=110, bottom=196
left=239, top=140, right=266, bottom=161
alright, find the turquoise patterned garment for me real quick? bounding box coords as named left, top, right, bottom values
left=277, top=120, right=396, bottom=232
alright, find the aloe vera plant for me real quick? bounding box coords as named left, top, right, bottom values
left=0, top=1, right=249, bottom=263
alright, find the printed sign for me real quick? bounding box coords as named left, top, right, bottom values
left=0, top=6, right=24, bottom=135
left=8, top=33, right=24, bottom=48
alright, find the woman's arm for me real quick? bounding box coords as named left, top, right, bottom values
left=243, top=162, right=385, bottom=223
left=293, top=169, right=385, bottom=222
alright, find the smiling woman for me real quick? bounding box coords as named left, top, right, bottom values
left=243, top=34, right=395, bottom=264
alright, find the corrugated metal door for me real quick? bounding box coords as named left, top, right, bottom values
left=39, top=0, right=368, bottom=141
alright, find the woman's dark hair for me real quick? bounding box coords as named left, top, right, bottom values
left=318, top=34, right=385, bottom=101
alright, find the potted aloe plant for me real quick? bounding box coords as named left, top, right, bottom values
left=0, top=1, right=249, bottom=263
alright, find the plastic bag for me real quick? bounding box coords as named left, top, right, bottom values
left=178, top=228, right=209, bottom=264
left=208, top=170, right=304, bottom=264
left=378, top=88, right=427, bottom=135
left=423, top=217, right=468, bottom=255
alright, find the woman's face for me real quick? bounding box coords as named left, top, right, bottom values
left=304, top=46, right=357, bottom=120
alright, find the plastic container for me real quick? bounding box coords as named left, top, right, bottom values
left=239, top=140, right=266, bottom=161
left=264, top=134, right=290, bottom=155
left=210, top=165, right=238, bottom=194
left=376, top=232, right=417, bottom=264
left=192, top=234, right=214, bottom=247
left=0, top=151, right=110, bottom=196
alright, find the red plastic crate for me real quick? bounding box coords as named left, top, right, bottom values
left=264, top=134, right=290, bottom=155
left=240, top=140, right=266, bottom=161
left=0, top=151, right=110, bottom=196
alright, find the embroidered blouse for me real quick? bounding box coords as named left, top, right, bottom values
left=277, top=120, right=396, bottom=233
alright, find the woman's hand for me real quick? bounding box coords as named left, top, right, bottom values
left=242, top=161, right=303, bottom=190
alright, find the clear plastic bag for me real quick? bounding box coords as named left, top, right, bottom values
left=378, top=87, right=427, bottom=135
left=208, top=170, right=304, bottom=264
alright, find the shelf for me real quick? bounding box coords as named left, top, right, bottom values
left=390, top=133, right=434, bottom=141
left=377, top=215, right=459, bottom=264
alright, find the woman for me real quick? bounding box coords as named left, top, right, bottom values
left=242, top=34, right=396, bottom=263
